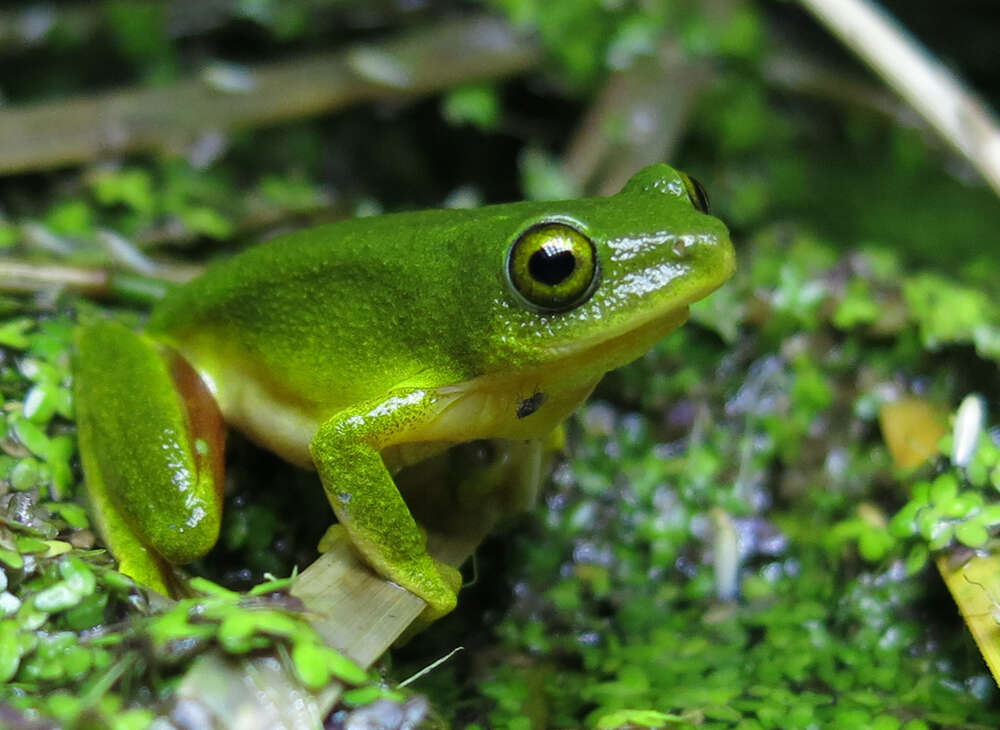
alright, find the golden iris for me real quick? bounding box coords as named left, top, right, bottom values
left=506, top=223, right=598, bottom=312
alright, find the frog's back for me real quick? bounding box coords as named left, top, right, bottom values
left=149, top=208, right=513, bottom=420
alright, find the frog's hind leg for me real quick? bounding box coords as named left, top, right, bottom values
left=73, top=320, right=225, bottom=595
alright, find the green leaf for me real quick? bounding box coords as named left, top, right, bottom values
left=291, top=640, right=331, bottom=690
left=10, top=458, right=42, bottom=491
left=0, top=550, right=24, bottom=570
left=33, top=583, right=83, bottom=613
left=22, top=384, right=58, bottom=423
left=929, top=473, right=959, bottom=505
left=92, top=167, right=156, bottom=215
left=249, top=610, right=297, bottom=638
left=188, top=577, right=239, bottom=598
left=325, top=646, right=368, bottom=685
left=0, top=319, right=32, bottom=349
left=16, top=536, right=50, bottom=555
left=61, top=557, right=97, bottom=596
left=11, top=417, right=51, bottom=460
left=0, top=621, right=24, bottom=682
left=442, top=84, right=500, bottom=132
left=954, top=520, right=989, bottom=548
left=341, top=685, right=383, bottom=707
left=217, top=613, right=258, bottom=654
left=594, top=709, right=686, bottom=729
left=904, top=544, right=929, bottom=575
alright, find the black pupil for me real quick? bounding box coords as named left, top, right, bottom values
left=529, top=246, right=576, bottom=286
left=690, top=177, right=710, bottom=214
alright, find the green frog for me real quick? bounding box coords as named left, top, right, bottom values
left=73, top=163, right=735, bottom=621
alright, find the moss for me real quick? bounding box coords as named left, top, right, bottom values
left=2, top=0, right=1000, bottom=726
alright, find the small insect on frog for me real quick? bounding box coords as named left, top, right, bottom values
left=73, top=164, right=735, bottom=621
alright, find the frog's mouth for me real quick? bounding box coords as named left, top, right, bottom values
left=546, top=305, right=691, bottom=374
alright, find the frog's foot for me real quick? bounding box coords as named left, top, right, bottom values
left=317, top=523, right=350, bottom=553
left=374, top=549, right=460, bottom=624
left=318, top=524, right=460, bottom=624
left=393, top=558, right=461, bottom=642
left=423, top=558, right=462, bottom=619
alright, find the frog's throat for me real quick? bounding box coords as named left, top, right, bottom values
left=541, top=305, right=690, bottom=371
left=414, top=305, right=694, bottom=448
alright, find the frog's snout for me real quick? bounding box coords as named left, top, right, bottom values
left=670, top=228, right=736, bottom=281
left=608, top=227, right=734, bottom=277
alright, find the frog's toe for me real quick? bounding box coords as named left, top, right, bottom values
left=392, top=561, right=461, bottom=643
left=317, top=523, right=350, bottom=553
left=419, top=575, right=458, bottom=623
left=437, top=561, right=463, bottom=594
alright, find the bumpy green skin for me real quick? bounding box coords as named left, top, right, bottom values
left=73, top=164, right=735, bottom=617
left=73, top=321, right=222, bottom=595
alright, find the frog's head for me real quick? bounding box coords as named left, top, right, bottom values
left=488, top=163, right=735, bottom=378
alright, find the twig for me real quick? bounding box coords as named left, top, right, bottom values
left=0, top=15, right=540, bottom=175
left=562, top=44, right=711, bottom=197
left=170, top=527, right=489, bottom=729
left=762, top=49, right=916, bottom=125
left=799, top=0, right=1000, bottom=197
left=561, top=0, right=735, bottom=196
left=399, top=647, right=464, bottom=688
left=0, top=260, right=110, bottom=296
left=0, top=258, right=196, bottom=303
left=0, top=1, right=429, bottom=57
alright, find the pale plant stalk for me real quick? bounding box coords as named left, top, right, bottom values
left=799, top=0, right=1000, bottom=197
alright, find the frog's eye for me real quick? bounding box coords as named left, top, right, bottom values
left=506, top=223, right=599, bottom=312
left=679, top=172, right=711, bottom=214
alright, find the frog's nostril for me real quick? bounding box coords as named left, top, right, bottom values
left=671, top=236, right=698, bottom=259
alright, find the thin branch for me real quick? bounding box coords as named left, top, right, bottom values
left=170, top=527, right=489, bottom=728
left=0, top=258, right=197, bottom=303
left=0, top=15, right=540, bottom=175
left=0, top=260, right=109, bottom=296
left=0, top=1, right=432, bottom=57
left=562, top=45, right=712, bottom=198
left=799, top=0, right=1000, bottom=197
left=762, top=49, right=917, bottom=125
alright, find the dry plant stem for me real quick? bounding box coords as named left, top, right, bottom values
left=563, top=47, right=710, bottom=197
left=0, top=15, right=540, bottom=175
left=0, top=0, right=424, bottom=54
left=0, top=258, right=199, bottom=300
left=0, top=260, right=109, bottom=296
left=799, top=0, right=1000, bottom=197
left=762, top=50, right=916, bottom=126
left=563, top=0, right=734, bottom=196
left=171, top=529, right=487, bottom=730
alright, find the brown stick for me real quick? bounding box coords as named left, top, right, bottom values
left=170, top=530, right=485, bottom=729
left=799, top=0, right=1000, bottom=197
left=563, top=45, right=712, bottom=197
left=0, top=15, right=540, bottom=175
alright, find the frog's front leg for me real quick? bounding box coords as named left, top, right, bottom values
left=309, top=389, right=463, bottom=621
left=73, top=320, right=225, bottom=595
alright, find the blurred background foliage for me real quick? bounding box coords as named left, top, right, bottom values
left=1, top=0, right=1000, bottom=728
